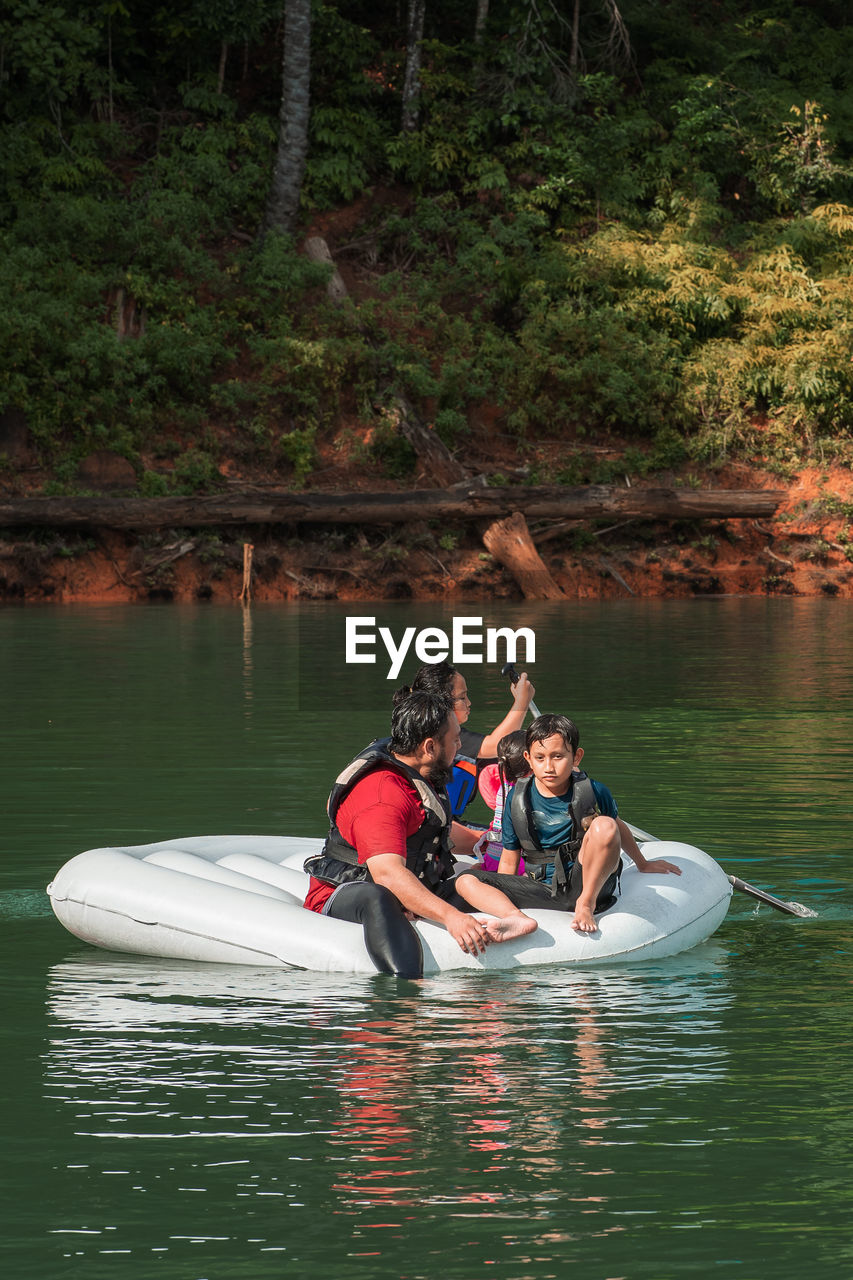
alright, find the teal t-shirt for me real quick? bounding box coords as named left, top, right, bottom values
left=502, top=774, right=618, bottom=884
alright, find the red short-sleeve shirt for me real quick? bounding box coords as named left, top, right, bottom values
left=303, top=769, right=425, bottom=913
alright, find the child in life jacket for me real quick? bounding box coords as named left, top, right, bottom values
left=474, top=730, right=529, bottom=873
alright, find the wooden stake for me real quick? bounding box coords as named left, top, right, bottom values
left=240, top=542, right=254, bottom=602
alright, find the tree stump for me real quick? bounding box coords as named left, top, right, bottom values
left=482, top=511, right=565, bottom=600
left=303, top=236, right=349, bottom=306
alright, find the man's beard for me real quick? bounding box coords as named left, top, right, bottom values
left=428, top=761, right=452, bottom=786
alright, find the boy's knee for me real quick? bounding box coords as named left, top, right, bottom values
left=586, top=815, right=620, bottom=848
left=578, top=814, right=617, bottom=865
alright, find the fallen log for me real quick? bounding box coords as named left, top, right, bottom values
left=0, top=485, right=784, bottom=531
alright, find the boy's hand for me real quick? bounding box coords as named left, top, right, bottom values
left=638, top=858, right=681, bottom=876
left=511, top=671, right=535, bottom=705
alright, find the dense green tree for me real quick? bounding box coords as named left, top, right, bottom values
left=1, top=0, right=852, bottom=474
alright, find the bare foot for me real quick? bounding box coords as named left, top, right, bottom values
left=480, top=912, right=538, bottom=943
left=570, top=904, right=599, bottom=933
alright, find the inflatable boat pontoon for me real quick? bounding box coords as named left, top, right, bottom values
left=47, top=833, right=732, bottom=974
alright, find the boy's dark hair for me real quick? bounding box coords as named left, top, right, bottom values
left=526, top=713, right=580, bottom=754
left=390, top=690, right=454, bottom=755
left=393, top=660, right=458, bottom=704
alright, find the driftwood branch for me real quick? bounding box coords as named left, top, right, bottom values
left=598, top=555, right=635, bottom=596
left=482, top=511, right=565, bottom=599
left=0, top=486, right=784, bottom=531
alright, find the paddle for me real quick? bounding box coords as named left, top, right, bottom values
left=725, top=874, right=814, bottom=917
left=624, top=822, right=814, bottom=919
left=501, top=662, right=542, bottom=719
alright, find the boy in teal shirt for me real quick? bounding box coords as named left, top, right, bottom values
left=468, top=713, right=681, bottom=933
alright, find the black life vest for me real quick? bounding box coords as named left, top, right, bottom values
left=303, top=738, right=456, bottom=891
left=509, top=771, right=599, bottom=897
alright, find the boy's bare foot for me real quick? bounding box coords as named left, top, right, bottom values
left=480, top=912, right=538, bottom=943
left=570, top=903, right=599, bottom=933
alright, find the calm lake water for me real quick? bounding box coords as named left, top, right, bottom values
left=2, top=600, right=852, bottom=1279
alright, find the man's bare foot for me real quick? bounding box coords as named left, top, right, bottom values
left=480, top=912, right=538, bottom=943
left=570, top=903, right=599, bottom=933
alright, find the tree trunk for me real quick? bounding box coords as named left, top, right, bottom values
left=474, top=0, right=489, bottom=44
left=389, top=394, right=467, bottom=487
left=107, top=16, right=114, bottom=122
left=482, top=512, right=565, bottom=599
left=570, top=0, right=581, bottom=74
left=0, top=486, right=784, bottom=531
left=264, top=0, right=312, bottom=236
left=401, top=0, right=426, bottom=132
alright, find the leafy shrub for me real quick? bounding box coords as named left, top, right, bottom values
left=172, top=447, right=223, bottom=493
left=368, top=420, right=417, bottom=479
left=509, top=301, right=686, bottom=437
left=280, top=425, right=317, bottom=486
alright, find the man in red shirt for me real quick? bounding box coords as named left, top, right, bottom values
left=304, top=690, right=537, bottom=977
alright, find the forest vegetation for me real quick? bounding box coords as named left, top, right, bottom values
left=1, top=0, right=853, bottom=600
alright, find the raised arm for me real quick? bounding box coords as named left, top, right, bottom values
left=477, top=672, right=536, bottom=757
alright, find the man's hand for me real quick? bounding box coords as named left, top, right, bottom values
left=445, top=910, right=491, bottom=955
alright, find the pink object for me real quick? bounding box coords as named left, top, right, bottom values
left=477, top=764, right=501, bottom=810
left=480, top=845, right=526, bottom=875
left=474, top=768, right=527, bottom=875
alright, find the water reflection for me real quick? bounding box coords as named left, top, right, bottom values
left=41, top=950, right=734, bottom=1270
left=241, top=602, right=254, bottom=720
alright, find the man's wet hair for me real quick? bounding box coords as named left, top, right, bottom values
left=526, top=713, right=580, bottom=754
left=391, top=690, right=455, bottom=755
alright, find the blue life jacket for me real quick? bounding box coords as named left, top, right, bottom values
left=446, top=755, right=479, bottom=817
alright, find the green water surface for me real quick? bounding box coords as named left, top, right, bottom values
left=1, top=600, right=851, bottom=1279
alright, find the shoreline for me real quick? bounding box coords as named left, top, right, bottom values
left=3, top=461, right=851, bottom=604
left=3, top=521, right=851, bottom=605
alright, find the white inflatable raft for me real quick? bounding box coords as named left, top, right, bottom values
left=47, top=834, right=732, bottom=974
